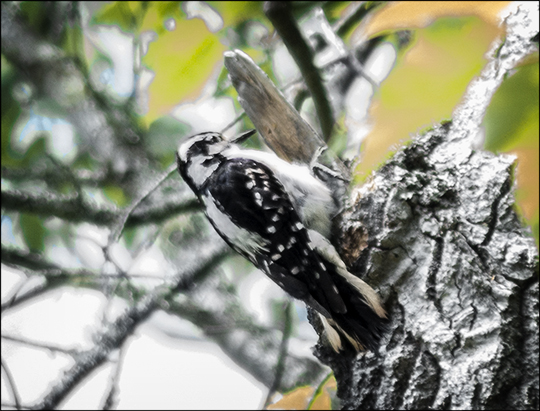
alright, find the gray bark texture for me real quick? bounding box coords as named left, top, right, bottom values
left=321, top=122, right=539, bottom=409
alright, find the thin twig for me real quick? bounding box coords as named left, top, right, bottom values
left=332, top=1, right=384, bottom=38
left=263, top=299, right=294, bottom=408
left=2, top=335, right=81, bottom=357
left=306, top=371, right=335, bottom=409
left=101, top=345, right=127, bottom=410
left=1, top=357, right=22, bottom=410
left=220, top=111, right=246, bottom=135
left=108, top=163, right=179, bottom=245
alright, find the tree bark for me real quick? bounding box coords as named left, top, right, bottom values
left=315, top=5, right=539, bottom=408
left=320, top=121, right=538, bottom=409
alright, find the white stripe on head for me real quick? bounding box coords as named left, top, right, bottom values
left=177, top=132, right=223, bottom=163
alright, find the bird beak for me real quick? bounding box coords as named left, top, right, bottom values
left=230, top=129, right=256, bottom=144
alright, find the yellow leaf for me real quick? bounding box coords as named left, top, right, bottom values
left=142, top=11, right=226, bottom=125
left=208, top=1, right=264, bottom=27
left=267, top=376, right=337, bottom=410
left=354, top=16, right=501, bottom=181
left=309, top=376, right=337, bottom=410
left=267, top=386, right=315, bottom=410
left=355, top=1, right=511, bottom=40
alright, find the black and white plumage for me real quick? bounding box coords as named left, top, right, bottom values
left=176, top=130, right=387, bottom=352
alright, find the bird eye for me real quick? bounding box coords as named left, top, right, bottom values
left=190, top=142, right=204, bottom=154
left=188, top=139, right=211, bottom=157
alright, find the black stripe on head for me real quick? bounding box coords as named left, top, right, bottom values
left=177, top=132, right=225, bottom=190
left=177, top=132, right=223, bottom=163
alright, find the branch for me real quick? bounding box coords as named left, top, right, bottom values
left=31, top=294, right=158, bottom=410
left=448, top=3, right=538, bottom=146
left=224, top=50, right=323, bottom=164
left=332, top=2, right=384, bottom=39
left=165, top=293, right=326, bottom=393
left=101, top=344, right=127, bottom=410
left=1, top=246, right=58, bottom=271
left=1, top=237, right=229, bottom=311
left=1, top=188, right=200, bottom=227
left=3, top=239, right=317, bottom=401
left=22, top=240, right=229, bottom=409
left=108, top=164, right=178, bottom=245
left=264, top=1, right=334, bottom=141
left=2, top=163, right=129, bottom=188
left=224, top=49, right=349, bottom=190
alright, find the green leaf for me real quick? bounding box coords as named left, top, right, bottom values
left=484, top=62, right=539, bottom=152
left=20, top=214, right=46, bottom=252
left=484, top=60, right=539, bottom=248
left=19, top=2, right=49, bottom=34
left=146, top=115, right=190, bottom=158
left=92, top=2, right=140, bottom=32
left=103, top=185, right=128, bottom=207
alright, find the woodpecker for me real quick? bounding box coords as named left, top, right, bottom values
left=177, top=130, right=387, bottom=351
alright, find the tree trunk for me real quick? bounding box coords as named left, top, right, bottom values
left=315, top=121, right=538, bottom=409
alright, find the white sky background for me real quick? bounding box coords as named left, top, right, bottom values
left=1, top=4, right=395, bottom=409
left=1, top=269, right=266, bottom=409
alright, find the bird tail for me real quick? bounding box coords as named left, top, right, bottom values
left=308, top=229, right=388, bottom=352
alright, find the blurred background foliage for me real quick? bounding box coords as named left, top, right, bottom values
left=1, top=1, right=538, bottom=407
left=2, top=1, right=537, bottom=256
